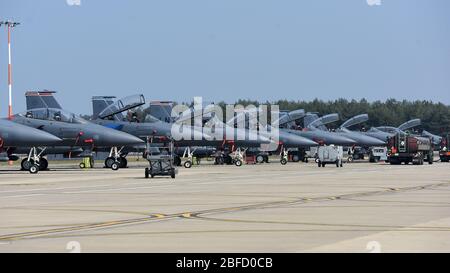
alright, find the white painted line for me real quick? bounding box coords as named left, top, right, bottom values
left=0, top=184, right=113, bottom=194
left=2, top=194, right=44, bottom=199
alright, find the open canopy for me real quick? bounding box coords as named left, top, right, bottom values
left=98, top=94, right=145, bottom=119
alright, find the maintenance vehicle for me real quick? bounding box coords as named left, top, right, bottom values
left=387, top=133, right=433, bottom=165
left=317, top=145, right=344, bottom=168
left=369, top=147, right=388, bottom=163
left=144, top=137, right=177, bottom=179
left=439, top=134, right=450, bottom=162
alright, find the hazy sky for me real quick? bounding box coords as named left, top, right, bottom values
left=0, top=0, right=449, bottom=116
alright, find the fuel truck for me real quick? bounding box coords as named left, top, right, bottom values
left=387, top=133, right=433, bottom=165
left=439, top=134, right=450, bottom=162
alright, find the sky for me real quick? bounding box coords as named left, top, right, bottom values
left=0, top=0, right=449, bottom=116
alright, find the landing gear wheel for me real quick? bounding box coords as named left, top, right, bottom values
left=29, top=164, right=39, bottom=174
left=292, top=155, right=300, bottom=162
left=235, top=159, right=243, bottom=167
left=105, top=157, right=115, bottom=168
left=215, top=156, right=224, bottom=165
left=145, top=167, right=149, bottom=178
left=184, top=161, right=192, bottom=168
left=256, top=155, right=265, bottom=163
left=170, top=169, right=176, bottom=179
left=111, top=162, right=120, bottom=171
left=79, top=162, right=85, bottom=169
left=39, top=158, right=49, bottom=171
left=119, top=157, right=128, bottom=168
left=21, top=158, right=34, bottom=171
left=280, top=158, right=287, bottom=165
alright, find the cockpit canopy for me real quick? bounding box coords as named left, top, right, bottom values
left=98, top=94, right=145, bottom=120
left=18, top=108, right=87, bottom=124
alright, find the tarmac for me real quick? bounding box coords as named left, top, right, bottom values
left=0, top=159, right=449, bottom=252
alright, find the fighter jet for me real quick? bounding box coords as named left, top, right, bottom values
left=285, top=113, right=357, bottom=146
left=335, top=114, right=387, bottom=146
left=91, top=95, right=273, bottom=167
left=16, top=90, right=144, bottom=171
left=362, top=127, right=394, bottom=143
left=225, top=108, right=318, bottom=163
left=0, top=119, right=62, bottom=173
left=421, top=130, right=442, bottom=146
left=366, top=119, right=422, bottom=143
left=223, top=108, right=318, bottom=148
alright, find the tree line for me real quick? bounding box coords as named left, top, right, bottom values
left=228, top=98, right=450, bottom=134
left=82, top=98, right=450, bottom=135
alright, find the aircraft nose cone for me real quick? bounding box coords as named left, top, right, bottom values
left=1, top=122, right=62, bottom=146
left=330, top=135, right=357, bottom=146
left=281, top=132, right=318, bottom=147
left=32, top=130, right=63, bottom=145
left=363, top=136, right=387, bottom=146
left=97, top=128, right=144, bottom=146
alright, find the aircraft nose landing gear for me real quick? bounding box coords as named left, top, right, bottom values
left=21, top=147, right=47, bottom=174
left=104, top=146, right=127, bottom=170
left=232, top=148, right=245, bottom=167
left=182, top=147, right=196, bottom=168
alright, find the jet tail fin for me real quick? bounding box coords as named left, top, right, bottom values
left=92, top=96, right=116, bottom=120
left=25, top=90, right=62, bottom=110
left=148, top=101, right=175, bottom=123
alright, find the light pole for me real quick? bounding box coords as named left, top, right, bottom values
left=0, top=21, right=20, bottom=120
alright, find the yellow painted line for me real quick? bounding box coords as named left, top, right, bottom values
left=153, top=214, right=166, bottom=218
left=181, top=213, right=192, bottom=218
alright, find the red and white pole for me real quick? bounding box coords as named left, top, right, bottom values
left=7, top=23, right=12, bottom=120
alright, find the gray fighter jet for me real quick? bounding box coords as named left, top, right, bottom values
left=91, top=95, right=272, bottom=167
left=366, top=119, right=422, bottom=143
left=285, top=113, right=357, bottom=146
left=334, top=114, right=387, bottom=146
left=421, top=130, right=442, bottom=146
left=17, top=90, right=144, bottom=171
left=0, top=119, right=62, bottom=173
